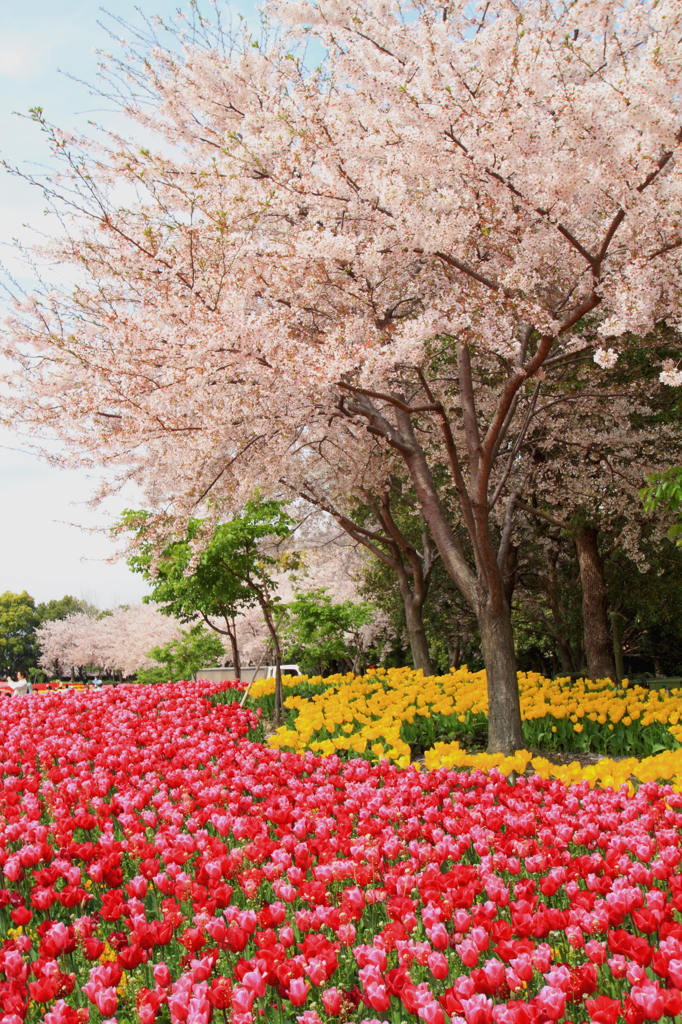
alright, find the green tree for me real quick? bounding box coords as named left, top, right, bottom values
left=122, top=498, right=295, bottom=721
left=0, top=591, right=40, bottom=677
left=136, top=625, right=225, bottom=685
left=605, top=533, right=682, bottom=678
left=642, top=467, right=682, bottom=548
left=282, top=589, right=374, bottom=676
left=37, top=595, right=98, bottom=622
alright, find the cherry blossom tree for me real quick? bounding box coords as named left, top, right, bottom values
left=4, top=0, right=682, bottom=751
left=36, top=604, right=188, bottom=679
left=36, top=612, right=101, bottom=679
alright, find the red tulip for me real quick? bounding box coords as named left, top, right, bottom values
left=93, top=986, right=118, bottom=1016
left=322, top=986, right=343, bottom=1015
left=585, top=994, right=623, bottom=1024
left=288, top=976, right=310, bottom=1006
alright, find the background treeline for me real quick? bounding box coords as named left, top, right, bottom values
left=3, top=522, right=681, bottom=685
left=0, top=592, right=97, bottom=679
left=3, top=485, right=680, bottom=686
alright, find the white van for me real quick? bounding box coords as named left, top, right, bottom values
left=198, top=664, right=301, bottom=683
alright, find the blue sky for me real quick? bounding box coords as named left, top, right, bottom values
left=0, top=0, right=258, bottom=608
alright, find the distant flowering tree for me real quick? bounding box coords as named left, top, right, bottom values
left=37, top=612, right=94, bottom=678
left=37, top=604, right=187, bottom=679
left=3, top=0, right=681, bottom=750
left=136, top=624, right=226, bottom=685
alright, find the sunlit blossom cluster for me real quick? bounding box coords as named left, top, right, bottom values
left=2, top=0, right=680, bottom=549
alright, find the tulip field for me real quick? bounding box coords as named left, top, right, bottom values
left=257, top=667, right=682, bottom=791
left=2, top=677, right=682, bottom=1024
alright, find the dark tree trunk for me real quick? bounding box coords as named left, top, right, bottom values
left=575, top=524, right=616, bottom=681
left=546, top=551, right=578, bottom=673
left=259, top=598, right=283, bottom=724
left=479, top=600, right=524, bottom=754
left=397, top=571, right=433, bottom=675
left=225, top=617, right=241, bottom=681
left=447, top=635, right=461, bottom=671
left=557, top=637, right=576, bottom=674
left=500, top=543, right=518, bottom=608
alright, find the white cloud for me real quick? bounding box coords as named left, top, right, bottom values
left=0, top=34, right=55, bottom=82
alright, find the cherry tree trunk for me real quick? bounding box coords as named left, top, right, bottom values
left=400, top=435, right=522, bottom=754
left=232, top=644, right=242, bottom=682
left=397, top=577, right=433, bottom=675
left=575, top=524, right=616, bottom=681
left=479, top=601, right=524, bottom=755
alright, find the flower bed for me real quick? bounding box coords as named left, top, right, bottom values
left=2, top=681, right=682, bottom=1024
left=249, top=668, right=682, bottom=790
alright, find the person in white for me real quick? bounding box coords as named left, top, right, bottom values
left=6, top=672, right=30, bottom=695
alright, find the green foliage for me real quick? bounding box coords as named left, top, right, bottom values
left=136, top=625, right=225, bottom=685
left=606, top=535, right=682, bottom=676
left=0, top=591, right=40, bottom=676
left=121, top=498, right=293, bottom=626
left=400, top=708, right=489, bottom=757
left=37, top=595, right=98, bottom=622
left=282, top=588, right=374, bottom=676
left=512, top=603, right=563, bottom=676
left=398, top=700, right=681, bottom=761
left=521, top=712, right=680, bottom=759
left=642, top=466, right=682, bottom=547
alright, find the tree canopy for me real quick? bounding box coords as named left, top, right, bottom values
left=123, top=498, right=294, bottom=710
left=0, top=591, right=98, bottom=678
left=282, top=588, right=374, bottom=677
left=0, top=591, right=39, bottom=678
